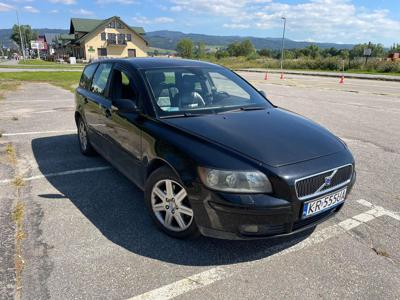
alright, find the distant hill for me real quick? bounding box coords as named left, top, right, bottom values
left=145, top=30, right=354, bottom=51
left=0, top=28, right=354, bottom=50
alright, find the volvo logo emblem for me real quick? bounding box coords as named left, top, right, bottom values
left=324, top=176, right=332, bottom=186
left=316, top=169, right=338, bottom=193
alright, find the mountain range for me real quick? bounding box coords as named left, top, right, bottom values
left=0, top=28, right=354, bottom=50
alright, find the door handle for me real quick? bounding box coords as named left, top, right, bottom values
left=83, top=97, right=88, bottom=104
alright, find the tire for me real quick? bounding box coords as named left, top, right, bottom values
left=77, top=117, right=96, bottom=156
left=145, top=166, right=199, bottom=239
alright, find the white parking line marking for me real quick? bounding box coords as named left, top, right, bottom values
left=0, top=166, right=112, bottom=184
left=128, top=200, right=400, bottom=300
left=2, top=129, right=76, bottom=137
left=358, top=199, right=400, bottom=221
left=128, top=267, right=228, bottom=300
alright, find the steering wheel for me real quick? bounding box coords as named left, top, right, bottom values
left=195, top=92, right=206, bottom=107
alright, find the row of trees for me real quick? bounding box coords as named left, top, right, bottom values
left=176, top=38, right=399, bottom=61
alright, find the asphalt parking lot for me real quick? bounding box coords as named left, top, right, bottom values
left=1, top=72, right=400, bottom=299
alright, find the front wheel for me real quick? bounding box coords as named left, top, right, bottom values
left=145, top=166, right=199, bottom=239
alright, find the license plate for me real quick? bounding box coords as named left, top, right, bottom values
left=302, top=188, right=347, bottom=218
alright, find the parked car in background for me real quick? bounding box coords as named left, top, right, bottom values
left=74, top=58, right=356, bottom=239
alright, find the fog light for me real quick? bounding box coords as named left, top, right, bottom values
left=242, top=225, right=259, bottom=233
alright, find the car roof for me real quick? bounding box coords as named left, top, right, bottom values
left=89, top=57, right=221, bottom=70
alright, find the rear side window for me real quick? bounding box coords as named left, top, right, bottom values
left=79, top=64, right=98, bottom=90
left=90, top=63, right=113, bottom=96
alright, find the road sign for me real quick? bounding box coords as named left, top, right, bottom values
left=363, top=48, right=372, bottom=56
left=30, top=40, right=45, bottom=50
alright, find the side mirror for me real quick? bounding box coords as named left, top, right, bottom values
left=112, top=98, right=139, bottom=113
left=259, top=90, right=267, bottom=98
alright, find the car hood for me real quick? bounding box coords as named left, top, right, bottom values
left=161, top=108, right=345, bottom=167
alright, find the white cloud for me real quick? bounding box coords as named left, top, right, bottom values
left=96, top=0, right=135, bottom=4
left=0, top=2, right=14, bottom=12
left=132, top=16, right=175, bottom=25
left=23, top=5, right=39, bottom=13
left=49, top=0, right=76, bottom=5
left=70, top=8, right=94, bottom=16
left=170, top=0, right=400, bottom=44
left=223, top=23, right=250, bottom=29
left=170, top=6, right=183, bottom=12
left=50, top=9, right=59, bottom=13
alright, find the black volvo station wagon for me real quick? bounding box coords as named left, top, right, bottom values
left=75, top=58, right=356, bottom=240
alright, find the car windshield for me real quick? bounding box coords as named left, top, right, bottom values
left=144, top=67, right=272, bottom=117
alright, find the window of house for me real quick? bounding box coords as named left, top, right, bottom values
left=108, top=21, right=116, bottom=28
left=108, top=33, right=116, bottom=44
left=79, top=63, right=98, bottom=90
left=100, top=32, right=106, bottom=41
left=126, top=34, right=132, bottom=41
left=117, top=22, right=124, bottom=29
left=117, top=34, right=126, bottom=44
left=98, top=48, right=107, bottom=57
left=90, top=63, right=113, bottom=96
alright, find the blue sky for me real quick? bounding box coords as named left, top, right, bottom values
left=1, top=0, right=399, bottom=46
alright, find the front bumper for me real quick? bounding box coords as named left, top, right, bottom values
left=190, top=170, right=356, bottom=240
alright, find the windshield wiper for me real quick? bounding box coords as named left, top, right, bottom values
left=221, top=106, right=267, bottom=113
left=160, top=112, right=204, bottom=119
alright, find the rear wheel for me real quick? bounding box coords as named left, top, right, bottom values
left=77, top=117, right=95, bottom=156
left=145, top=166, right=199, bottom=239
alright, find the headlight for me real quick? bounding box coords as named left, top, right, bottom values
left=198, top=167, right=273, bottom=193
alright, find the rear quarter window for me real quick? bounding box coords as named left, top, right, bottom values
left=79, top=64, right=98, bottom=90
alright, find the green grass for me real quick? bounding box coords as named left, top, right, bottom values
left=19, top=59, right=84, bottom=66
left=0, top=71, right=81, bottom=93
left=0, top=65, right=84, bottom=69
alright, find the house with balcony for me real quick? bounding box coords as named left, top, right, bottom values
left=64, top=16, right=148, bottom=61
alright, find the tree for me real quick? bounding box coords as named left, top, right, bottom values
left=226, top=40, right=255, bottom=57
left=240, top=39, right=255, bottom=57
left=350, top=43, right=386, bottom=59
left=305, top=44, right=321, bottom=59
left=215, top=49, right=229, bottom=59
left=258, top=48, right=271, bottom=57
left=196, top=41, right=206, bottom=59
left=176, top=38, right=194, bottom=58
left=227, top=42, right=241, bottom=56
left=11, top=24, right=38, bottom=50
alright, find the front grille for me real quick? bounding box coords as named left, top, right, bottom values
left=295, top=164, right=353, bottom=200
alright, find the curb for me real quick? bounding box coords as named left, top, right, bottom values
left=235, top=69, right=400, bottom=82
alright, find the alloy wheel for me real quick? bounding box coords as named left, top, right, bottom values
left=151, top=179, right=193, bottom=232
left=78, top=120, right=88, bottom=151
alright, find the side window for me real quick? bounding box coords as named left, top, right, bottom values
left=90, top=63, right=112, bottom=96
left=79, top=64, right=98, bottom=90
left=146, top=71, right=178, bottom=110
left=209, top=72, right=250, bottom=100
left=111, top=69, right=137, bottom=101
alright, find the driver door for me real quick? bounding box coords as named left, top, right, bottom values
left=106, top=64, right=143, bottom=187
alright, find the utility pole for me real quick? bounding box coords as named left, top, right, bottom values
left=280, top=17, right=286, bottom=79
left=16, top=10, right=26, bottom=60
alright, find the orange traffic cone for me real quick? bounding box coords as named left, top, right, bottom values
left=264, top=72, right=268, bottom=80
left=339, top=75, right=344, bottom=84
left=280, top=72, right=285, bottom=80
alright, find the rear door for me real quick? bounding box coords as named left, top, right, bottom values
left=85, top=62, right=113, bottom=156
left=106, top=64, right=144, bottom=186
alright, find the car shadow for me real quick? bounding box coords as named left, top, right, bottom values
left=31, top=134, right=314, bottom=266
